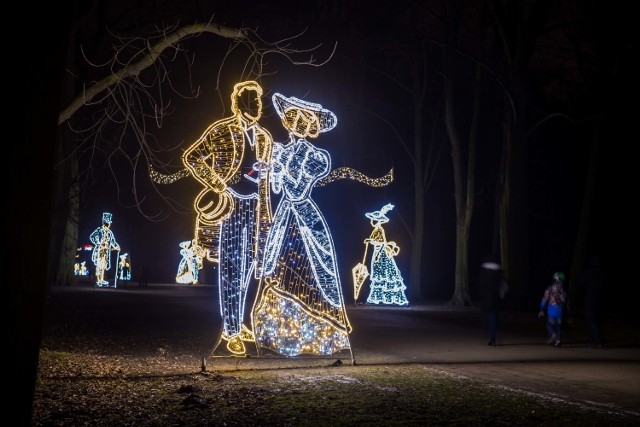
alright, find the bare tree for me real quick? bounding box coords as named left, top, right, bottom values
left=52, top=14, right=336, bottom=287
left=488, top=0, right=553, bottom=303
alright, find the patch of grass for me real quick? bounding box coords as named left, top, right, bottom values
left=32, top=362, right=638, bottom=426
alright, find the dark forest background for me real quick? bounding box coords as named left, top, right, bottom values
left=10, top=0, right=635, bottom=423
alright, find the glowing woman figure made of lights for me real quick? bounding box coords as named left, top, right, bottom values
left=354, top=204, right=408, bottom=306
left=89, top=212, right=120, bottom=287
left=251, top=93, right=353, bottom=357
left=80, top=261, right=89, bottom=276
left=118, top=253, right=132, bottom=281
left=176, top=240, right=200, bottom=285
left=182, top=81, right=273, bottom=355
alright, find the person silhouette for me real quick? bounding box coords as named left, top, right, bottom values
left=478, top=253, right=508, bottom=346
left=574, top=255, right=604, bottom=348
left=539, top=272, right=567, bottom=347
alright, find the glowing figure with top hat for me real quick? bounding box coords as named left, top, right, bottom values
left=353, top=203, right=408, bottom=306
left=89, top=212, right=120, bottom=287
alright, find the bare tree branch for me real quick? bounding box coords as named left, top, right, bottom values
left=59, top=17, right=337, bottom=221
left=58, top=22, right=247, bottom=125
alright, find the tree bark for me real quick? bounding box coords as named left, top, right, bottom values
left=409, top=98, right=425, bottom=303
left=444, top=61, right=479, bottom=306
left=9, top=5, right=72, bottom=423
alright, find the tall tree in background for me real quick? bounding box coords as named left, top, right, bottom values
left=489, top=0, right=553, bottom=305
left=566, top=1, right=632, bottom=300
left=442, top=1, right=482, bottom=306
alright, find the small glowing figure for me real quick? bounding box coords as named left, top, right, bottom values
left=354, top=204, right=408, bottom=306
left=80, top=261, right=89, bottom=276
left=89, top=212, right=120, bottom=287
left=118, top=253, right=132, bottom=281
left=176, top=240, right=200, bottom=285
left=75, top=246, right=92, bottom=276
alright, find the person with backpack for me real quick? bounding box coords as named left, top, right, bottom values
left=538, top=272, right=567, bottom=347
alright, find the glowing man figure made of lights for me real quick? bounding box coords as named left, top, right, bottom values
left=251, top=93, right=354, bottom=358
left=176, top=240, right=200, bottom=285
left=89, top=212, right=121, bottom=287
left=353, top=204, right=408, bottom=306
left=182, top=81, right=273, bottom=355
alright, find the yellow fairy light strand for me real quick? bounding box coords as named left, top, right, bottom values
left=149, top=164, right=191, bottom=184
left=316, top=167, right=394, bottom=188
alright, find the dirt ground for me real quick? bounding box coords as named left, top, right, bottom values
left=32, top=282, right=640, bottom=425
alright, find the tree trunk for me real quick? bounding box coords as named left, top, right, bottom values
left=57, top=147, right=80, bottom=287
left=49, top=127, right=80, bottom=288
left=9, top=5, right=72, bottom=423
left=569, top=122, right=599, bottom=294
left=409, top=89, right=425, bottom=303
left=50, top=22, right=82, bottom=289
left=444, top=58, right=480, bottom=306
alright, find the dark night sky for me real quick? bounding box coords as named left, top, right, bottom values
left=71, top=1, right=634, bottom=309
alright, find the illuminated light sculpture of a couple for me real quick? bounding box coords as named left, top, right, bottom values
left=154, top=80, right=393, bottom=360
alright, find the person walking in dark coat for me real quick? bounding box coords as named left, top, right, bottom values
left=137, top=265, right=149, bottom=288
left=478, top=253, right=508, bottom=346
left=574, top=255, right=604, bottom=348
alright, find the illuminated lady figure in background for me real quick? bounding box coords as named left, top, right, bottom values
left=252, top=93, right=351, bottom=357
left=118, top=253, right=132, bottom=281
left=89, top=212, right=120, bottom=287
left=360, top=204, right=408, bottom=306
left=176, top=240, right=200, bottom=285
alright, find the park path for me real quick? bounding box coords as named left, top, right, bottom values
left=42, top=282, right=640, bottom=416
